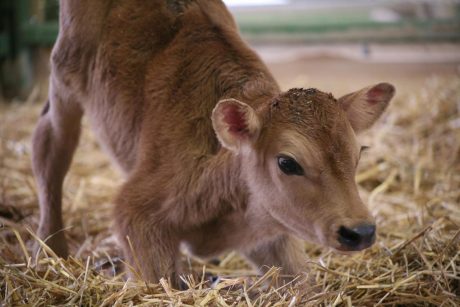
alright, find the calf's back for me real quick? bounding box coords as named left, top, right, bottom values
left=52, top=0, right=278, bottom=173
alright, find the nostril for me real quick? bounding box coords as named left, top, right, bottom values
left=338, top=226, right=360, bottom=246
left=338, top=224, right=376, bottom=249
left=355, top=224, right=376, bottom=242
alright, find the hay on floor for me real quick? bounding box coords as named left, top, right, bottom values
left=0, top=76, right=459, bottom=306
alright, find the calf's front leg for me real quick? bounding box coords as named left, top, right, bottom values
left=114, top=177, right=183, bottom=287
left=243, top=234, right=308, bottom=284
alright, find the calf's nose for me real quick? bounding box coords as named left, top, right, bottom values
left=337, top=224, right=376, bottom=251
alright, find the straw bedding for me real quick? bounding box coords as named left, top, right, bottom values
left=0, top=76, right=459, bottom=306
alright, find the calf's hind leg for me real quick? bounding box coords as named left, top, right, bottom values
left=31, top=88, right=83, bottom=257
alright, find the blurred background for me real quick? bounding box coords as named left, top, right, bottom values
left=0, top=0, right=459, bottom=100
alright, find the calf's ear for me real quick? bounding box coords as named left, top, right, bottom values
left=212, top=99, right=261, bottom=152
left=338, top=82, right=395, bottom=132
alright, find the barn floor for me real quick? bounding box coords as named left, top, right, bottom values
left=1, top=44, right=460, bottom=306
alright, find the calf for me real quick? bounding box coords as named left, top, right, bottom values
left=32, top=0, right=395, bottom=287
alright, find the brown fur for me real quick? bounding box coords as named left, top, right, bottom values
left=32, top=0, right=395, bottom=287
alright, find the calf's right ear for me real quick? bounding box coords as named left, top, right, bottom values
left=212, top=99, right=261, bottom=152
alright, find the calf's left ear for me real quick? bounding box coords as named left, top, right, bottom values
left=338, top=82, right=395, bottom=132
left=212, top=99, right=261, bottom=152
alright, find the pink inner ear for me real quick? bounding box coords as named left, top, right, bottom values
left=222, top=105, right=247, bottom=134
left=367, top=83, right=394, bottom=104
left=367, top=87, right=385, bottom=104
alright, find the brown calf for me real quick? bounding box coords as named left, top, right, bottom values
left=32, top=0, right=395, bottom=287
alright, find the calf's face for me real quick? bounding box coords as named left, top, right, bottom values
left=212, top=83, right=395, bottom=252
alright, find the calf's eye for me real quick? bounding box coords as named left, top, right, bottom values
left=277, top=156, right=304, bottom=176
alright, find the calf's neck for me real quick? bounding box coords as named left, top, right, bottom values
left=32, top=0, right=395, bottom=286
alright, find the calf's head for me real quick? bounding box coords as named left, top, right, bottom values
left=212, top=83, right=395, bottom=252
